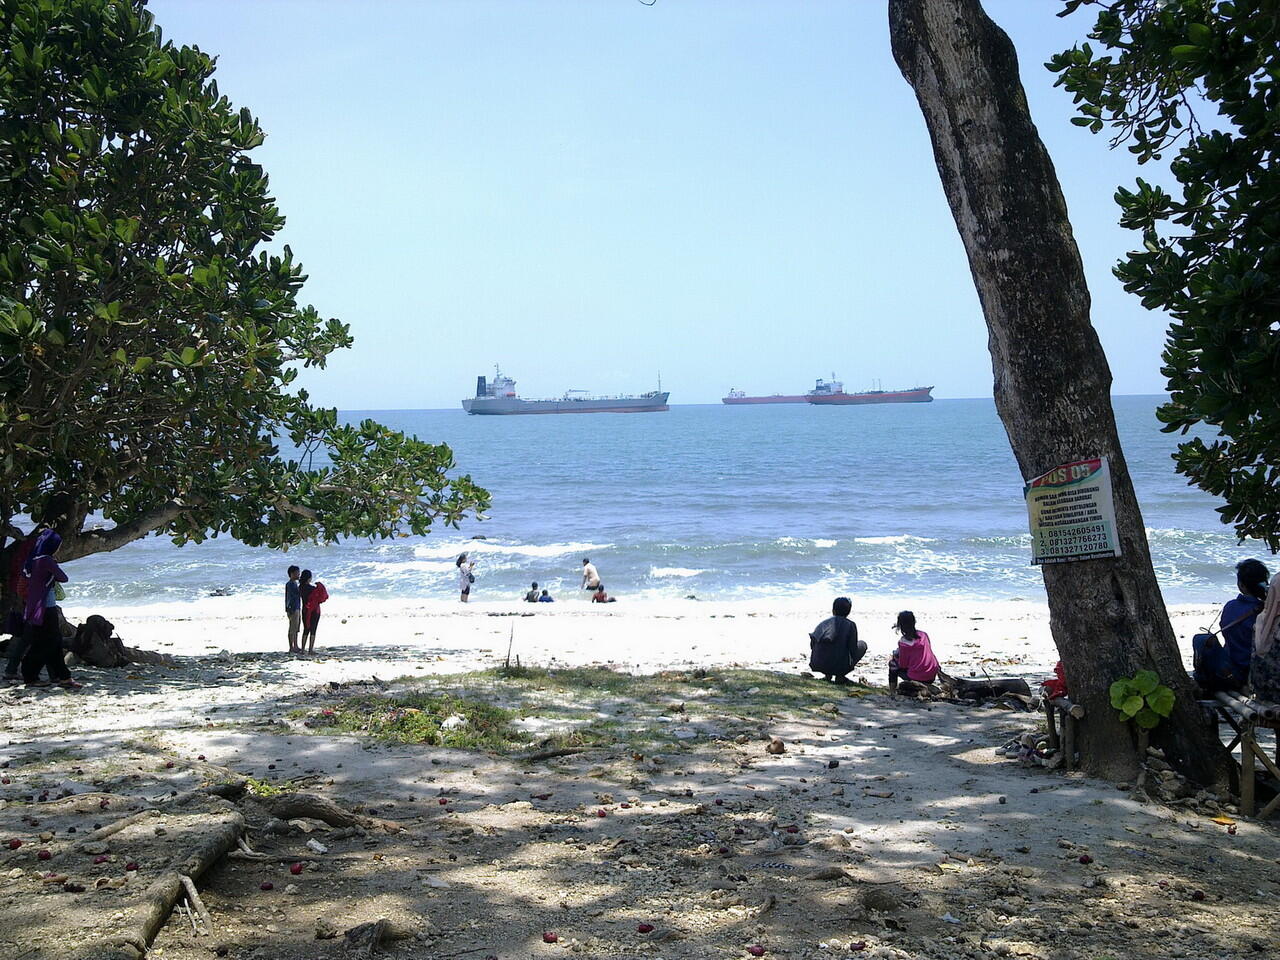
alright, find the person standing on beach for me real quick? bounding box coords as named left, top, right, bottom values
left=3, top=530, right=80, bottom=689
left=581, top=558, right=600, bottom=592
left=888, top=610, right=939, bottom=694
left=285, top=565, right=302, bottom=653
left=458, top=554, right=475, bottom=602
left=808, top=596, right=865, bottom=686
left=299, top=570, right=328, bottom=654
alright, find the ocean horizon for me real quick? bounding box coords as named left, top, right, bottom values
left=64, top=395, right=1261, bottom=610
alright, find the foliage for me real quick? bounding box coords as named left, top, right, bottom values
left=0, top=0, right=486, bottom=560
left=1048, top=0, right=1280, bottom=547
left=1110, top=669, right=1176, bottom=729
left=309, top=692, right=524, bottom=751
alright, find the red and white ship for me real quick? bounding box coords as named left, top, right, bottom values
left=722, top=377, right=934, bottom=406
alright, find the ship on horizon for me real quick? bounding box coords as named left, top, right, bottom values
left=723, top=376, right=934, bottom=406
left=463, top=368, right=670, bottom=415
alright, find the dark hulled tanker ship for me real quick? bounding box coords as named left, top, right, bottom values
left=463, top=368, right=670, bottom=415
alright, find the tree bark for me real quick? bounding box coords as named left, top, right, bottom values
left=888, top=0, right=1229, bottom=786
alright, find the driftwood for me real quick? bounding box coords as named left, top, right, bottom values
left=265, top=792, right=401, bottom=834
left=70, top=811, right=243, bottom=960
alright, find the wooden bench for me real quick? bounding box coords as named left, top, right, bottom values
left=1043, top=697, right=1084, bottom=771
left=1202, top=692, right=1280, bottom=819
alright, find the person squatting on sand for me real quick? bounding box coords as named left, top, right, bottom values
left=889, top=610, right=939, bottom=694
left=457, top=554, right=476, bottom=603
left=298, top=570, right=328, bottom=654
left=3, top=530, right=81, bottom=689
left=808, top=596, right=866, bottom=685
left=284, top=565, right=302, bottom=653
left=582, top=557, right=600, bottom=591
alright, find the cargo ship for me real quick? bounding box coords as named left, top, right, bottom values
left=463, top=368, right=670, bottom=415
left=723, top=377, right=933, bottom=405
left=807, top=377, right=934, bottom=405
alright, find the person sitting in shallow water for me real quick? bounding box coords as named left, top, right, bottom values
left=808, top=596, right=866, bottom=686
left=538, top=589, right=554, bottom=603
left=524, top=581, right=540, bottom=603
left=591, top=583, right=616, bottom=603
left=889, top=610, right=939, bottom=694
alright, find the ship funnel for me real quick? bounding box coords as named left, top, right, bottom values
left=476, top=375, right=487, bottom=398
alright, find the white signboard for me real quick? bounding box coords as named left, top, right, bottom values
left=1025, top=457, right=1122, bottom=564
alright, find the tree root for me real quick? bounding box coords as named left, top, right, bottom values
left=265, top=792, right=401, bottom=833
left=69, top=810, right=243, bottom=960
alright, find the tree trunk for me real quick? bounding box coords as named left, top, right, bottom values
left=888, top=0, right=1229, bottom=786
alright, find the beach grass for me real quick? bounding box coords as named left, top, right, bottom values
left=293, top=666, right=876, bottom=754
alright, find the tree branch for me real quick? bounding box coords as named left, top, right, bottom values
left=60, top=502, right=189, bottom=561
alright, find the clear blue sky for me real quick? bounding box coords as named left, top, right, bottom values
left=151, top=0, right=1172, bottom=408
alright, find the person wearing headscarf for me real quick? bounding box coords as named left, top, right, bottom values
left=3, top=529, right=79, bottom=688
left=1250, top=572, right=1280, bottom=701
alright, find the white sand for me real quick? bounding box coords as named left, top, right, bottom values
left=95, top=594, right=1221, bottom=677
left=0, top=595, right=1221, bottom=741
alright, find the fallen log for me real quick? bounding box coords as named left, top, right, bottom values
left=69, top=810, right=243, bottom=960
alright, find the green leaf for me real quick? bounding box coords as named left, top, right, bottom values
left=1147, top=686, right=1176, bottom=718
left=1134, top=708, right=1162, bottom=730
left=1131, top=670, right=1160, bottom=696
left=132, top=356, right=154, bottom=373
left=1120, top=694, right=1145, bottom=718
left=1109, top=680, right=1132, bottom=709
left=1186, top=23, right=1211, bottom=45
left=1170, top=44, right=1201, bottom=60
left=179, top=346, right=197, bottom=365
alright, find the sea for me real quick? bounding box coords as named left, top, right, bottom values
left=69, top=396, right=1265, bottom=610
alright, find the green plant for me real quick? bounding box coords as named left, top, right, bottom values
left=1110, top=670, right=1176, bottom=730
left=0, top=0, right=487, bottom=570
left=1051, top=0, right=1280, bottom=548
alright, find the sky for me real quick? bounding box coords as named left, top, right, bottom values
left=150, top=0, right=1177, bottom=409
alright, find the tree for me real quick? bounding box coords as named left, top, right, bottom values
left=0, top=0, right=487, bottom=586
left=1048, top=0, right=1280, bottom=549
left=888, top=0, right=1229, bottom=784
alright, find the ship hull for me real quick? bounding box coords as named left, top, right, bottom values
left=463, top=393, right=670, bottom=415
left=722, top=395, right=809, bottom=404
left=808, top=387, right=934, bottom=405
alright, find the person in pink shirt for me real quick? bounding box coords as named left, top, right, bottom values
left=889, top=610, right=939, bottom=694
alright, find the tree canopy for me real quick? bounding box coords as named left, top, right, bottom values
left=0, top=0, right=487, bottom=562
left=1050, top=0, right=1280, bottom=548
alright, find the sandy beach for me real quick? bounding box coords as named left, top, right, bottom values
left=3, top=595, right=1276, bottom=960
left=0, top=594, right=1223, bottom=742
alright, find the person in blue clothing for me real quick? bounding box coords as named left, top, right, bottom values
left=285, top=565, right=302, bottom=653
left=538, top=589, right=554, bottom=603
left=1219, top=558, right=1269, bottom=689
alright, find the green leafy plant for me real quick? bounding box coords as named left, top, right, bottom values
left=1110, top=670, right=1176, bottom=730
left=1050, top=0, right=1280, bottom=548
left=0, top=0, right=487, bottom=574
